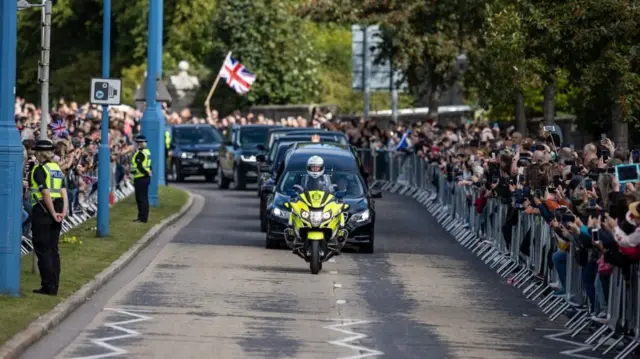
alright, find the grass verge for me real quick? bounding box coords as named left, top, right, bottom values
left=0, top=186, right=188, bottom=345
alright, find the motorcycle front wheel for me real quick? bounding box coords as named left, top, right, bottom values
left=310, top=240, right=321, bottom=274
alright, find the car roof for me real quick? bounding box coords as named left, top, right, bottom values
left=268, top=127, right=322, bottom=134
left=284, top=144, right=358, bottom=172
left=235, top=124, right=277, bottom=129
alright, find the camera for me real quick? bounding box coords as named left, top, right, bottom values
left=93, top=81, right=118, bottom=101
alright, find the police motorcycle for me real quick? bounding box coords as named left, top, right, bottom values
left=282, top=156, right=349, bottom=274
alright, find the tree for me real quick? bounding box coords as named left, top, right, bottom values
left=16, top=0, right=218, bottom=105
left=558, top=0, right=640, bottom=150
left=212, top=0, right=321, bottom=106
left=299, top=0, right=489, bottom=116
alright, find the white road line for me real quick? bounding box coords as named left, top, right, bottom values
left=329, top=258, right=336, bottom=263
left=334, top=283, right=343, bottom=288
left=330, top=271, right=338, bottom=274
left=336, top=300, right=347, bottom=304
left=69, top=308, right=152, bottom=359
left=324, top=319, right=384, bottom=359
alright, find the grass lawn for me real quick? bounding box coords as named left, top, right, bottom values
left=0, top=186, right=188, bottom=345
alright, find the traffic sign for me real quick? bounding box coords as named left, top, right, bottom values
left=90, top=77, right=122, bottom=105
left=351, top=25, right=408, bottom=92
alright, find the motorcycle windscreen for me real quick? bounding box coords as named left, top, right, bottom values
left=307, top=231, right=324, bottom=240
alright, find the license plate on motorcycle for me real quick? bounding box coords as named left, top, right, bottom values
left=203, top=162, right=217, bottom=169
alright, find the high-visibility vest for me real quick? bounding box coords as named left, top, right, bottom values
left=165, top=130, right=171, bottom=149
left=30, top=162, right=63, bottom=206
left=132, top=149, right=152, bottom=179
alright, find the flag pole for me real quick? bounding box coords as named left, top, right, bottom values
left=205, top=51, right=232, bottom=117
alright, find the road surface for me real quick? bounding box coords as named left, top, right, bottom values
left=21, top=181, right=582, bottom=359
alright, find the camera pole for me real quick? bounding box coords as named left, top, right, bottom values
left=38, top=0, right=51, bottom=140
left=96, top=0, right=111, bottom=237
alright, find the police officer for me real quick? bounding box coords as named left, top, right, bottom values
left=30, top=139, right=68, bottom=296
left=132, top=135, right=152, bottom=223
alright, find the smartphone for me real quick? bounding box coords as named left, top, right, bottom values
left=562, top=214, right=575, bottom=223
left=589, top=199, right=597, bottom=207
left=570, top=144, right=575, bottom=150
left=592, top=229, right=600, bottom=242
left=633, top=150, right=640, bottom=164
left=585, top=179, right=593, bottom=191
left=492, top=152, right=496, bottom=160
left=534, top=189, right=542, bottom=198
left=601, top=134, right=607, bottom=144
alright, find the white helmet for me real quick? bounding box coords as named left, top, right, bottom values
left=307, top=155, right=325, bottom=179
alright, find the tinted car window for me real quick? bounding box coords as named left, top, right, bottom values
left=240, top=127, right=271, bottom=148
left=269, top=141, right=295, bottom=162
left=278, top=171, right=365, bottom=198
left=175, top=126, right=222, bottom=144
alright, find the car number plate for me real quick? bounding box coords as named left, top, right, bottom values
left=203, top=162, right=217, bottom=169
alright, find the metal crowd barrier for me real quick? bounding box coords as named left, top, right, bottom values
left=20, top=153, right=136, bottom=256
left=363, top=149, right=640, bottom=359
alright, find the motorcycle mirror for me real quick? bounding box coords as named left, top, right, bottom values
left=342, top=203, right=350, bottom=211
left=283, top=202, right=291, bottom=209
left=335, top=190, right=347, bottom=198
left=293, top=184, right=304, bottom=193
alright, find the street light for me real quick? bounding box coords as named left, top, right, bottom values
left=17, top=0, right=52, bottom=141
left=456, top=52, right=469, bottom=73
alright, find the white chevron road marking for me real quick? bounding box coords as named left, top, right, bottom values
left=70, top=308, right=152, bottom=359
left=324, top=319, right=384, bottom=359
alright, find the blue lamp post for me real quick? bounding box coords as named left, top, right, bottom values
left=0, top=0, right=24, bottom=296
left=96, top=0, right=112, bottom=237
left=140, top=0, right=162, bottom=207
left=156, top=0, right=165, bottom=187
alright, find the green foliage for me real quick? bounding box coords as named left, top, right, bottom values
left=16, top=0, right=217, bottom=105
left=212, top=0, right=321, bottom=105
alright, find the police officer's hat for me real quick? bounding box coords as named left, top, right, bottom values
left=135, top=135, right=147, bottom=143
left=33, top=139, right=55, bottom=152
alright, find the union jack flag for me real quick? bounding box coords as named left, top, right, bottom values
left=219, top=53, right=256, bottom=94
left=50, top=119, right=68, bottom=137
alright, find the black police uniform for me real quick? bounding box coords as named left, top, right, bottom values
left=133, top=135, right=152, bottom=222
left=30, top=140, right=65, bottom=296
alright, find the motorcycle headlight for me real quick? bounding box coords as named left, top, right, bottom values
left=241, top=155, right=256, bottom=162
left=272, top=207, right=290, bottom=219
left=322, top=211, right=331, bottom=220
left=301, top=210, right=309, bottom=219
left=181, top=152, right=195, bottom=159
left=349, top=209, right=370, bottom=223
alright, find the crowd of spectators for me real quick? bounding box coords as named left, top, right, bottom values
left=16, top=97, right=138, bottom=237
left=397, top=119, right=640, bottom=324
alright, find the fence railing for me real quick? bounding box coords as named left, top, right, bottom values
left=356, top=148, right=640, bottom=359
left=21, top=153, right=135, bottom=255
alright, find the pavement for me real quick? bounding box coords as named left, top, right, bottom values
left=19, top=181, right=586, bottom=359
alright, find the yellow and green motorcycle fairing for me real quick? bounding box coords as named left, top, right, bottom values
left=285, top=190, right=348, bottom=240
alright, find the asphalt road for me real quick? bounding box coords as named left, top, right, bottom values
left=21, top=180, right=584, bottom=359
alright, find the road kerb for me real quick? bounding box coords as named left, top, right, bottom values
left=0, top=191, right=194, bottom=359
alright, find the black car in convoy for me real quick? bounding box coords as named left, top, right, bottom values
left=167, top=124, right=223, bottom=182
left=261, top=127, right=328, bottom=152
left=265, top=144, right=381, bottom=252
left=218, top=124, right=276, bottom=190
left=256, top=132, right=350, bottom=196
left=257, top=138, right=346, bottom=231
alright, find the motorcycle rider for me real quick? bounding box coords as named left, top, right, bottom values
left=302, top=155, right=334, bottom=192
